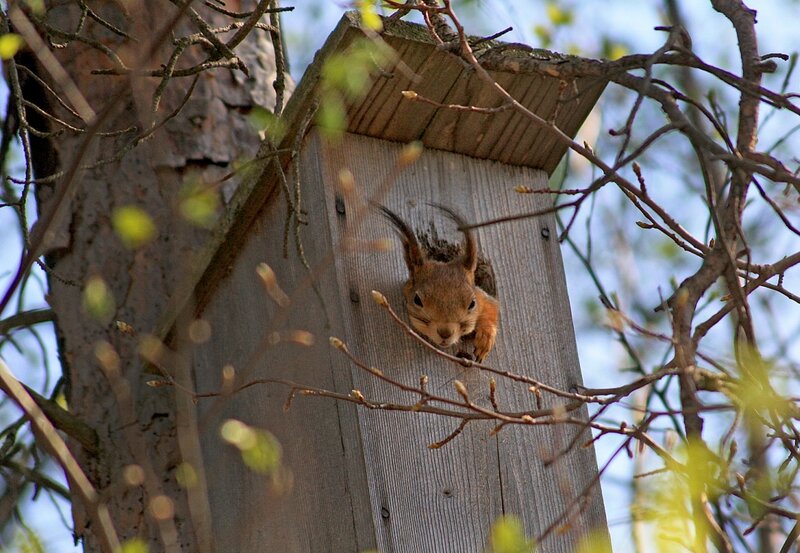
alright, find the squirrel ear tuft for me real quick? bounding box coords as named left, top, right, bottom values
left=430, top=203, right=477, bottom=274
left=375, top=204, right=425, bottom=272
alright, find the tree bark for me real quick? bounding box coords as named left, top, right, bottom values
left=26, top=2, right=279, bottom=550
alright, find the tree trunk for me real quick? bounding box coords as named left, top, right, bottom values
left=27, top=2, right=279, bottom=550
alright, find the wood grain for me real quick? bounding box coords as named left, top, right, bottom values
left=191, top=131, right=608, bottom=552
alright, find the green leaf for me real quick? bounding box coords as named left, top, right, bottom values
left=316, top=95, right=347, bottom=138
left=546, top=2, right=573, bottom=26
left=248, top=106, right=286, bottom=142
left=485, top=515, right=536, bottom=553
left=220, top=419, right=283, bottom=474
left=533, top=25, right=552, bottom=48
left=112, top=205, right=157, bottom=249
left=83, top=276, right=115, bottom=322
left=24, top=0, right=45, bottom=16
left=601, top=38, right=628, bottom=61
left=317, top=37, right=394, bottom=139
left=573, top=529, right=612, bottom=553
left=175, top=462, right=198, bottom=489
left=358, top=0, right=383, bottom=31
left=656, top=237, right=681, bottom=261
left=119, top=538, right=148, bottom=553
left=0, top=34, right=24, bottom=59
left=16, top=527, right=45, bottom=553
left=179, top=180, right=219, bottom=228
left=55, top=391, right=68, bottom=410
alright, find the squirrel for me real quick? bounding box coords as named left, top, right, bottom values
left=377, top=204, right=500, bottom=362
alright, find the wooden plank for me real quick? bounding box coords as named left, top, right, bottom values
left=191, top=130, right=608, bottom=551
left=191, top=138, right=375, bottom=552
left=510, top=76, right=564, bottom=168
left=422, top=68, right=516, bottom=154
left=348, top=37, right=466, bottom=143
left=346, top=38, right=418, bottom=136
left=536, top=75, right=607, bottom=173
left=321, top=132, right=608, bottom=551
left=485, top=71, right=558, bottom=164
left=471, top=72, right=543, bottom=161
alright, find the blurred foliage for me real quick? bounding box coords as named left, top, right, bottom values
left=357, top=0, right=383, bottom=31
left=483, top=515, right=536, bottom=553
left=633, top=441, right=725, bottom=552
left=0, top=34, right=23, bottom=60
left=82, top=275, right=115, bottom=323
left=220, top=419, right=283, bottom=475
left=248, top=105, right=287, bottom=142
left=318, top=37, right=393, bottom=137
left=112, top=206, right=157, bottom=250
left=179, top=178, right=220, bottom=228
left=8, top=526, right=45, bottom=553
left=119, top=538, right=148, bottom=553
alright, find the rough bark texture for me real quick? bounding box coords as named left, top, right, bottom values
left=31, top=2, right=278, bottom=550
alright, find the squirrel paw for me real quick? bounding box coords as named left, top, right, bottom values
left=455, top=350, right=475, bottom=361
left=473, top=325, right=496, bottom=363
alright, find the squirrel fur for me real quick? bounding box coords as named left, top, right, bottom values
left=378, top=204, right=500, bottom=362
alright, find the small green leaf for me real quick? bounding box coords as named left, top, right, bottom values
left=0, top=34, right=24, bottom=59
left=24, top=0, right=45, bottom=15
left=656, top=238, right=680, bottom=261
left=546, top=2, right=573, bottom=26
left=55, top=391, right=68, bottom=410
left=112, top=205, right=156, bottom=249
left=175, top=462, right=198, bottom=489
left=533, top=25, right=552, bottom=48
left=358, top=0, right=383, bottom=31
left=601, top=38, right=628, bottom=61
left=119, top=538, right=148, bottom=553
left=485, top=515, right=536, bottom=553
left=317, top=37, right=395, bottom=139
left=248, top=106, right=286, bottom=142
left=316, top=95, right=347, bottom=138
left=179, top=180, right=219, bottom=228
left=220, top=419, right=283, bottom=474
left=83, top=276, right=115, bottom=322
left=16, top=526, right=45, bottom=553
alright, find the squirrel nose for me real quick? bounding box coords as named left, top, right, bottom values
left=437, top=327, right=453, bottom=340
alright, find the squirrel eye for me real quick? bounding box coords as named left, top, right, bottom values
left=413, top=293, right=424, bottom=307
left=468, top=298, right=476, bottom=310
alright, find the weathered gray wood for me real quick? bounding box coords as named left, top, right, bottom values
left=191, top=148, right=372, bottom=552
left=191, top=131, right=608, bottom=552
left=155, top=12, right=605, bottom=348
left=343, top=14, right=605, bottom=172
left=325, top=133, right=608, bottom=552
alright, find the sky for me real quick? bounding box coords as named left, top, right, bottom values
left=2, top=1, right=799, bottom=551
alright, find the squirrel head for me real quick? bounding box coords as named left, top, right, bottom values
left=379, top=204, right=479, bottom=348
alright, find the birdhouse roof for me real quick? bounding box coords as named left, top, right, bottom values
left=285, top=11, right=605, bottom=172
left=153, top=12, right=606, bottom=339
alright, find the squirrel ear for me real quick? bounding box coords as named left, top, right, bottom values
left=461, top=230, right=478, bottom=274
left=431, top=204, right=477, bottom=274
left=375, top=204, right=426, bottom=272
left=402, top=236, right=426, bottom=273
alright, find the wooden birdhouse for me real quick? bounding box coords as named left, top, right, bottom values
left=159, top=12, right=609, bottom=552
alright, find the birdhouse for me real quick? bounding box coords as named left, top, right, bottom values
left=159, top=12, right=609, bottom=552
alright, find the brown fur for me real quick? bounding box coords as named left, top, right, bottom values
left=378, top=204, right=500, bottom=361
